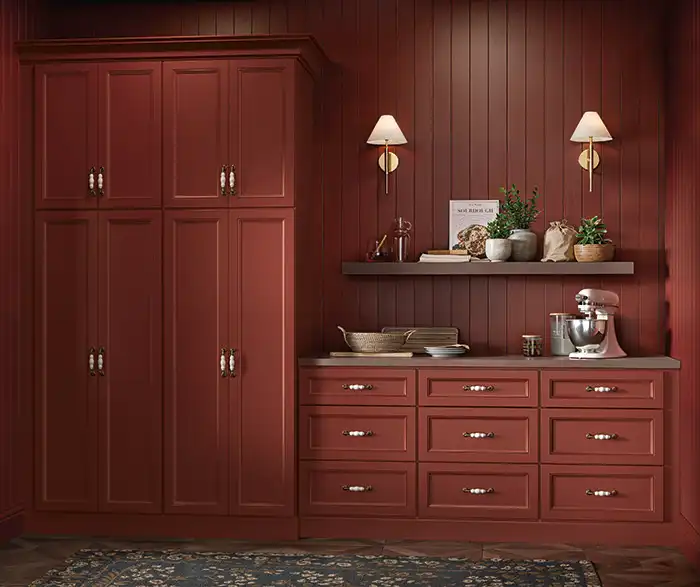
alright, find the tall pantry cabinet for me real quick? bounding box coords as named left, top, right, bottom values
left=20, top=36, right=326, bottom=539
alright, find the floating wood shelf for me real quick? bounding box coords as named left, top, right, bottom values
left=342, top=261, right=635, bottom=276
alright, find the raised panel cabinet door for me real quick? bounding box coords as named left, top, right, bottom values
left=229, top=209, right=294, bottom=516
left=229, top=61, right=295, bottom=207
left=164, top=211, right=230, bottom=514
left=97, top=211, right=162, bottom=513
left=163, top=61, right=229, bottom=208
left=35, top=212, right=98, bottom=511
left=35, top=64, right=98, bottom=209
left=98, top=62, right=162, bottom=208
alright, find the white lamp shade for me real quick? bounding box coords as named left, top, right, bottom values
left=366, top=115, right=407, bottom=145
left=570, top=111, right=613, bottom=143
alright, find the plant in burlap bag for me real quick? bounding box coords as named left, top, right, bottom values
left=541, top=220, right=577, bottom=262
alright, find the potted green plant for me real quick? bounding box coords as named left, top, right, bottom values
left=500, top=184, right=540, bottom=261
left=574, top=215, right=615, bottom=262
left=484, top=213, right=512, bottom=262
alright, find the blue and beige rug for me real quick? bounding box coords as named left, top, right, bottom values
left=30, top=548, right=602, bottom=586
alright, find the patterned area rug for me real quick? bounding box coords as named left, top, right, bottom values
left=30, top=549, right=602, bottom=586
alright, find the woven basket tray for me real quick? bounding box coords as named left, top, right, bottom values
left=337, top=325, right=416, bottom=353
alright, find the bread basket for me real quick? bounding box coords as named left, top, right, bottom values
left=338, top=325, right=416, bottom=353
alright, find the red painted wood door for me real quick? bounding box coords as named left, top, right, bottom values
left=97, top=211, right=162, bottom=513
left=164, top=210, right=230, bottom=514
left=35, top=64, right=98, bottom=209
left=229, top=209, right=295, bottom=516
left=163, top=61, right=229, bottom=208
left=35, top=211, right=98, bottom=511
left=229, top=61, right=295, bottom=207
left=98, top=62, right=162, bottom=208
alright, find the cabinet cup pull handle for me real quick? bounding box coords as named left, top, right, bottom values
left=220, top=166, right=227, bottom=196
left=88, top=347, right=96, bottom=376
left=220, top=348, right=228, bottom=377
left=97, top=347, right=105, bottom=376
left=341, top=384, right=374, bottom=391
left=463, top=385, right=495, bottom=392
left=586, top=433, right=618, bottom=440
left=229, top=348, right=237, bottom=377
left=462, top=432, right=495, bottom=439
left=342, top=485, right=372, bottom=492
left=462, top=487, right=494, bottom=494
left=97, top=166, right=105, bottom=196
left=342, top=430, right=374, bottom=437
left=88, top=167, right=96, bottom=196
left=229, top=165, right=236, bottom=195
left=586, top=489, right=618, bottom=497
left=585, top=385, right=618, bottom=393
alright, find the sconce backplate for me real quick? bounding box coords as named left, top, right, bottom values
left=578, top=148, right=600, bottom=171
left=378, top=151, right=400, bottom=173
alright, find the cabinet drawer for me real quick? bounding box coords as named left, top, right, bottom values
left=419, top=408, right=537, bottom=463
left=299, top=367, right=416, bottom=406
left=541, top=409, right=663, bottom=465
left=541, top=465, right=663, bottom=522
left=299, top=461, right=416, bottom=517
left=419, top=463, right=538, bottom=520
left=541, top=370, right=663, bottom=408
left=419, top=369, right=537, bottom=407
left=299, top=406, right=415, bottom=461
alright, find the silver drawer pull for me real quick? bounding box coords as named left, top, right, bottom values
left=463, top=385, right=495, bottom=392
left=342, top=485, right=372, bottom=492
left=585, top=385, right=618, bottom=393
left=586, top=433, right=618, bottom=440
left=342, top=384, right=374, bottom=391
left=342, top=430, right=374, bottom=437
left=586, top=489, right=617, bottom=497
left=463, top=432, right=495, bottom=439
left=462, top=487, right=494, bottom=494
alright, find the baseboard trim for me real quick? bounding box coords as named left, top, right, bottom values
left=679, top=515, right=700, bottom=570
left=25, top=512, right=298, bottom=541
left=300, top=517, right=682, bottom=546
left=0, top=509, right=24, bottom=543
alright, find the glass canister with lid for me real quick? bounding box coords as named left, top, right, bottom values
left=550, top=312, right=577, bottom=356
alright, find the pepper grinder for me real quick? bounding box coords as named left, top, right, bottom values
left=392, top=217, right=412, bottom=262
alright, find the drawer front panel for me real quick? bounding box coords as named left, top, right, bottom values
left=541, top=465, right=663, bottom=522
left=419, top=463, right=538, bottom=520
left=420, top=408, right=538, bottom=463
left=299, top=406, right=416, bottom=461
left=299, top=367, right=416, bottom=406
left=541, top=409, right=663, bottom=465
left=419, top=369, right=538, bottom=407
left=541, top=371, right=663, bottom=408
left=300, top=461, right=416, bottom=517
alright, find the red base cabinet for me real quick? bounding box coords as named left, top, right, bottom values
left=298, top=365, right=682, bottom=547
left=22, top=36, right=325, bottom=539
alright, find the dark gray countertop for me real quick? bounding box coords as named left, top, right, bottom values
left=298, top=355, right=681, bottom=369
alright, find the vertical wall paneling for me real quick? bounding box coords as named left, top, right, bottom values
left=35, top=0, right=667, bottom=357
left=667, top=0, right=700, bottom=550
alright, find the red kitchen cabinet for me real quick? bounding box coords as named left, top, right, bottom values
left=164, top=209, right=295, bottom=516
left=163, top=60, right=295, bottom=208
left=35, top=62, right=162, bottom=209
left=35, top=211, right=162, bottom=513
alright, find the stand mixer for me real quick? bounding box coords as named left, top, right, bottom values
left=566, top=288, right=627, bottom=359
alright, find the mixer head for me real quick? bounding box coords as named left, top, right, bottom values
left=575, top=288, right=620, bottom=316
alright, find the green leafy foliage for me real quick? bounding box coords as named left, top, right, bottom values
left=576, top=215, right=611, bottom=245
left=499, top=184, right=540, bottom=230
left=485, top=213, right=512, bottom=239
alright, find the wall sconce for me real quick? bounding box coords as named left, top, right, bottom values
left=366, top=114, right=407, bottom=194
left=570, top=111, right=613, bottom=192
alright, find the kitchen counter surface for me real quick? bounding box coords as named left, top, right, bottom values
left=299, top=355, right=681, bottom=369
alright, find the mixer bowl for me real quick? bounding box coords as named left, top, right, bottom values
left=566, top=318, right=607, bottom=352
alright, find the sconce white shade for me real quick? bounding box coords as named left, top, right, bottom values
left=570, top=111, right=613, bottom=143
left=366, top=115, right=407, bottom=145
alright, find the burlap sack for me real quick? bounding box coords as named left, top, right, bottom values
left=541, top=220, right=577, bottom=262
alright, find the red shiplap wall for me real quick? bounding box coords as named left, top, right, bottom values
left=0, top=0, right=37, bottom=536
left=39, top=0, right=666, bottom=356
left=666, top=0, right=700, bottom=545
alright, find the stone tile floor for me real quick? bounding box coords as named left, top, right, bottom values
left=0, top=536, right=698, bottom=586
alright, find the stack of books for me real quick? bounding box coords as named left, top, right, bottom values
left=418, top=251, right=471, bottom=263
